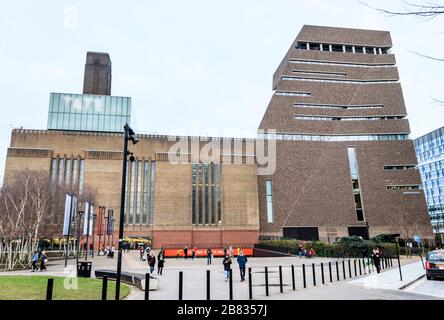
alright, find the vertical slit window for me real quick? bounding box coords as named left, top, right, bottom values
left=136, top=160, right=142, bottom=224
left=129, top=160, right=136, bottom=224
left=217, top=162, right=222, bottom=223
left=72, top=159, right=78, bottom=191
left=149, top=161, right=155, bottom=225
left=57, top=159, right=64, bottom=186
left=78, top=159, right=84, bottom=195
left=65, top=159, right=71, bottom=190
left=198, top=162, right=203, bottom=224
left=124, top=161, right=129, bottom=224
left=211, top=162, right=215, bottom=224
left=142, top=161, right=149, bottom=224
left=192, top=162, right=197, bottom=224
left=50, top=159, right=57, bottom=190
left=266, top=180, right=273, bottom=223
left=347, top=147, right=365, bottom=222
left=204, top=163, right=209, bottom=224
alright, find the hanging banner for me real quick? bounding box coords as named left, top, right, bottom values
left=83, top=201, right=94, bottom=236
left=62, top=193, right=77, bottom=236
left=97, top=206, right=103, bottom=236
left=107, top=210, right=114, bottom=235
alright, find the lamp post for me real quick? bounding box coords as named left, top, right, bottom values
left=85, top=202, right=92, bottom=262
left=92, top=212, right=97, bottom=258
left=112, top=217, right=116, bottom=246
left=115, top=123, right=139, bottom=300
left=97, top=206, right=104, bottom=256
left=391, top=234, right=403, bottom=281
left=76, top=210, right=84, bottom=265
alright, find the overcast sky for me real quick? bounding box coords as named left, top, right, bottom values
left=1, top=0, right=443, bottom=182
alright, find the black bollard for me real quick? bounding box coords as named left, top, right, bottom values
left=348, top=260, right=352, bottom=278
left=302, top=264, right=307, bottom=288
left=354, top=260, right=357, bottom=277
left=279, top=266, right=283, bottom=293
left=206, top=270, right=210, bottom=301
left=312, top=263, right=316, bottom=286
left=342, top=260, right=346, bottom=279
left=248, top=268, right=253, bottom=300
left=329, top=262, right=333, bottom=283
left=229, top=269, right=233, bottom=300
left=102, top=276, right=108, bottom=301
left=145, top=274, right=150, bottom=301
left=179, top=271, right=183, bottom=300
left=46, top=278, right=54, bottom=301
left=291, top=265, right=296, bottom=290
left=381, top=257, right=385, bottom=270
left=321, top=263, right=325, bottom=285
left=336, top=261, right=340, bottom=281
left=264, top=266, right=269, bottom=296
left=359, top=259, right=362, bottom=276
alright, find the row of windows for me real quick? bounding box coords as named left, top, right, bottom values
left=384, top=165, right=416, bottom=170
left=427, top=196, right=444, bottom=207
left=414, top=127, right=444, bottom=154
left=418, top=160, right=444, bottom=174
left=296, top=42, right=390, bottom=55
left=191, top=162, right=222, bottom=225
left=282, top=76, right=399, bottom=84
left=275, top=91, right=311, bottom=97
left=259, top=133, right=410, bottom=142
left=294, top=103, right=383, bottom=110
left=416, top=146, right=444, bottom=163
left=425, top=187, right=444, bottom=198
left=48, top=112, right=130, bottom=133
left=49, top=93, right=131, bottom=115
left=421, top=169, right=444, bottom=181
left=422, top=178, right=444, bottom=190
left=294, top=115, right=404, bottom=121
left=386, top=185, right=420, bottom=190
left=290, top=59, right=395, bottom=68
left=292, top=70, right=346, bottom=77
left=124, top=160, right=155, bottom=225
left=50, top=158, right=85, bottom=194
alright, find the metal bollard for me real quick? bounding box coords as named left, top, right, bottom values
left=229, top=269, right=233, bottom=300
left=336, top=261, right=340, bottom=281
left=321, top=263, right=325, bottom=285
left=329, top=262, right=333, bottom=283
left=312, top=263, right=316, bottom=286
left=102, top=276, right=108, bottom=301
left=206, top=270, right=210, bottom=301
left=359, top=259, right=362, bottom=276
left=354, top=260, right=357, bottom=277
left=179, top=271, right=183, bottom=300
left=145, top=274, right=150, bottom=301
left=279, top=266, right=283, bottom=293
left=265, top=266, right=269, bottom=296
left=302, top=264, right=307, bottom=288
left=46, top=278, right=54, bottom=301
left=348, top=260, right=352, bottom=278
left=291, top=265, right=296, bottom=290
left=248, top=268, right=253, bottom=300
left=342, top=260, right=346, bottom=279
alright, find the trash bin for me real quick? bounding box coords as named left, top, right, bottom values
left=77, top=261, right=92, bottom=278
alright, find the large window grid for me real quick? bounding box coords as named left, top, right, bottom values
left=192, top=161, right=220, bottom=225
left=49, top=157, right=84, bottom=194
left=259, top=133, right=409, bottom=142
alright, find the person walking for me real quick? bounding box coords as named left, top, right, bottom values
left=31, top=251, right=39, bottom=272
left=40, top=251, right=47, bottom=271
left=157, top=250, right=165, bottom=275
left=222, top=254, right=232, bottom=282
left=297, top=245, right=302, bottom=258
left=237, top=251, right=248, bottom=282
left=148, top=252, right=156, bottom=274
left=207, top=248, right=213, bottom=265
left=372, top=248, right=381, bottom=273
left=140, top=246, right=145, bottom=261
left=191, top=247, right=197, bottom=261
left=184, top=246, right=188, bottom=260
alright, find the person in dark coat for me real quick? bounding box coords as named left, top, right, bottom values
left=372, top=248, right=381, bottom=273
left=237, top=251, right=248, bottom=281
left=148, top=252, right=156, bottom=274
left=183, top=246, right=188, bottom=260
left=222, top=254, right=232, bottom=282
left=207, top=248, right=213, bottom=265
left=40, top=251, right=47, bottom=271
left=157, top=250, right=165, bottom=275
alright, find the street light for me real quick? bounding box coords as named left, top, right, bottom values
left=390, top=233, right=403, bottom=281
left=115, top=123, right=139, bottom=300
left=76, top=210, right=84, bottom=265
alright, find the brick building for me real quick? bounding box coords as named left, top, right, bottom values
left=3, top=26, right=434, bottom=249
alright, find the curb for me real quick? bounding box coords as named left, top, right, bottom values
left=399, top=274, right=425, bottom=290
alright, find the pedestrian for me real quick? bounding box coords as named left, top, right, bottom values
left=148, top=252, right=156, bottom=274
left=40, top=250, right=47, bottom=271
left=229, top=244, right=233, bottom=257
left=111, top=245, right=116, bottom=258
left=207, top=248, right=213, bottom=265
left=237, top=251, right=248, bottom=282
left=192, top=247, right=196, bottom=260
left=223, top=246, right=227, bottom=256
left=157, top=250, right=165, bottom=275
left=372, top=248, right=381, bottom=273
left=105, top=245, right=110, bottom=258
left=222, top=254, right=232, bottom=282
left=176, top=249, right=182, bottom=259
left=31, top=251, right=39, bottom=272
left=184, top=246, right=188, bottom=260
left=140, top=246, right=145, bottom=261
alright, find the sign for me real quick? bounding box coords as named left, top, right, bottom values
left=83, top=201, right=94, bottom=236
left=414, top=235, right=421, bottom=243
left=62, top=193, right=77, bottom=236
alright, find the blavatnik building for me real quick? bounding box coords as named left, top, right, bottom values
left=3, top=25, right=433, bottom=249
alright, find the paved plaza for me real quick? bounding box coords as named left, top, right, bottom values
left=2, top=250, right=443, bottom=300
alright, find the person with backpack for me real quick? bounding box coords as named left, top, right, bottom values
left=31, top=251, right=39, bottom=272
left=237, top=251, right=248, bottom=282
left=222, top=254, right=232, bottom=282
left=148, top=252, right=156, bottom=274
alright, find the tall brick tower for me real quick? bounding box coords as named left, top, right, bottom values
left=83, top=51, right=112, bottom=95
left=258, top=25, right=433, bottom=241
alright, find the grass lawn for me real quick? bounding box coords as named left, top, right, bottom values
left=0, top=276, right=130, bottom=300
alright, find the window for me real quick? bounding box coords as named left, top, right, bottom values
left=387, top=185, right=420, bottom=190
left=204, top=163, right=209, bottom=224
left=292, top=70, right=346, bottom=77
left=217, top=162, right=222, bottom=223
left=282, top=76, right=398, bottom=84
left=65, top=159, right=71, bottom=190
left=198, top=162, right=203, bottom=224
left=192, top=162, right=197, bottom=224
left=297, top=42, right=308, bottom=50
left=347, top=147, right=365, bottom=222
left=50, top=159, right=57, bottom=190
left=57, top=159, right=64, bottom=186
left=355, top=46, right=364, bottom=53
left=275, top=91, right=311, bottom=97
left=345, top=46, right=353, bottom=53
left=136, top=160, right=142, bottom=224
left=193, top=161, right=219, bottom=225
left=294, top=103, right=383, bottom=110
left=331, top=44, right=343, bottom=52
left=129, top=161, right=136, bottom=224
left=72, top=159, right=78, bottom=190
left=310, top=43, right=321, bottom=51
left=384, top=165, right=416, bottom=170
left=142, top=161, right=149, bottom=224
left=266, top=180, right=273, bottom=223
left=295, top=115, right=404, bottom=121
left=290, top=59, right=394, bottom=68
left=260, top=133, right=409, bottom=142
left=79, top=159, right=84, bottom=195
left=149, top=161, right=155, bottom=225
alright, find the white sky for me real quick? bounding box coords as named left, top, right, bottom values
left=1, top=0, right=443, bottom=183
